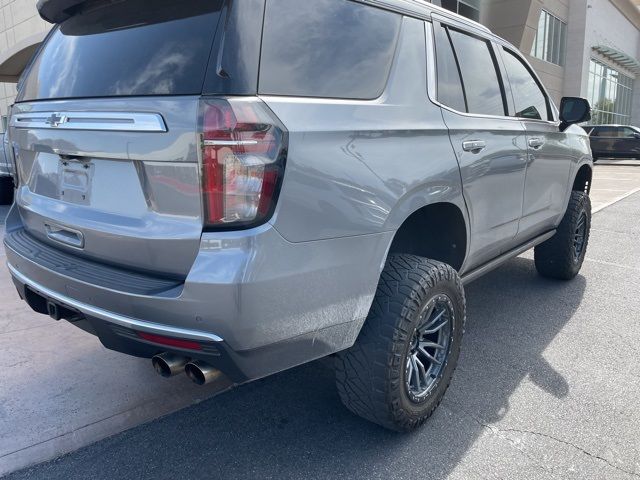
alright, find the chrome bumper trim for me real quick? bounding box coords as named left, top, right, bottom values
left=7, top=263, right=223, bottom=343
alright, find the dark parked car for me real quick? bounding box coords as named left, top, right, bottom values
left=586, top=125, right=640, bottom=161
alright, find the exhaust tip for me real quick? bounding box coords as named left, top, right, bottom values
left=152, top=353, right=188, bottom=378
left=185, top=360, right=223, bottom=386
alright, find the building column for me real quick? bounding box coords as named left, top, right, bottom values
left=563, top=0, right=589, bottom=98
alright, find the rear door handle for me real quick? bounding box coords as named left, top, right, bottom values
left=528, top=137, right=545, bottom=149
left=462, top=140, right=486, bottom=153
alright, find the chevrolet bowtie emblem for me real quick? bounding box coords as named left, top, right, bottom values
left=45, top=113, right=67, bottom=127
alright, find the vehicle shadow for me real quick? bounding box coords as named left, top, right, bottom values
left=13, top=256, right=586, bottom=480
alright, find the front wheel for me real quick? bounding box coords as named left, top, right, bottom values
left=535, top=190, right=591, bottom=280
left=335, top=255, right=465, bottom=432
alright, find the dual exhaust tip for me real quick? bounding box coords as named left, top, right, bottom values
left=152, top=353, right=224, bottom=386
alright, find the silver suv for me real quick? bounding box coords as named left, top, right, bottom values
left=4, top=0, right=593, bottom=431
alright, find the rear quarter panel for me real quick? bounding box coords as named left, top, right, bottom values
left=261, top=16, right=466, bottom=245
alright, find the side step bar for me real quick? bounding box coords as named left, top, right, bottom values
left=461, top=230, right=556, bottom=285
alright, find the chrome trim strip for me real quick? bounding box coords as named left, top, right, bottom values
left=11, top=111, right=168, bottom=132
left=203, top=140, right=258, bottom=146
left=7, top=263, right=223, bottom=343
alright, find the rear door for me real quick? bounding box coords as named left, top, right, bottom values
left=10, top=0, right=225, bottom=278
left=433, top=21, right=528, bottom=269
left=497, top=46, right=573, bottom=240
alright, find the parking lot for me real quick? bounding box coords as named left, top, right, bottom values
left=2, top=162, right=640, bottom=479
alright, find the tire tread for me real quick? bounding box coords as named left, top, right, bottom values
left=335, top=254, right=465, bottom=431
left=534, top=191, right=591, bottom=280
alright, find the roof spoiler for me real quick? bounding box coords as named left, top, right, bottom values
left=36, top=0, right=88, bottom=23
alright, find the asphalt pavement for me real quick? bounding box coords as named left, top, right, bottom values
left=2, top=165, right=640, bottom=479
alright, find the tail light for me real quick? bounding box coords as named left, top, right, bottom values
left=200, top=97, right=287, bottom=229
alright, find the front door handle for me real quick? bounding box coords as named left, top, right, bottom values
left=528, top=137, right=545, bottom=149
left=462, top=140, right=486, bottom=153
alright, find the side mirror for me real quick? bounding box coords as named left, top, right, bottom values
left=559, top=97, right=591, bottom=132
left=633, top=133, right=640, bottom=140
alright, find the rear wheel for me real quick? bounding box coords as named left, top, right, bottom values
left=0, top=177, right=14, bottom=205
left=335, top=254, right=465, bottom=432
left=534, top=190, right=591, bottom=280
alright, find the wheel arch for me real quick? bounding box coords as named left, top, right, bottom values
left=386, top=201, right=468, bottom=272
left=572, top=163, right=593, bottom=195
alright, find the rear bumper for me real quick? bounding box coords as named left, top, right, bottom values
left=8, top=263, right=221, bottom=343
left=4, top=211, right=392, bottom=382
left=10, top=265, right=348, bottom=383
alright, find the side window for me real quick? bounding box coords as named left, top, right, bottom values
left=259, top=0, right=401, bottom=100
left=621, top=127, right=637, bottom=138
left=600, top=127, right=620, bottom=137
left=447, top=28, right=506, bottom=117
left=434, top=24, right=466, bottom=112
left=501, top=48, right=550, bottom=121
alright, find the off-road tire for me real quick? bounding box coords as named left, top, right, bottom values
left=534, top=190, right=591, bottom=280
left=0, top=177, right=13, bottom=205
left=335, top=254, right=465, bottom=432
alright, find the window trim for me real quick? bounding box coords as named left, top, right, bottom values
left=448, top=25, right=510, bottom=117
left=433, top=19, right=468, bottom=112
left=430, top=20, right=514, bottom=121
left=498, top=46, right=555, bottom=123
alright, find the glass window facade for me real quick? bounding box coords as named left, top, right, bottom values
left=587, top=59, right=634, bottom=125
left=531, top=10, right=567, bottom=66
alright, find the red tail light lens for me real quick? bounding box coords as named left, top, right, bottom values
left=201, top=97, right=287, bottom=229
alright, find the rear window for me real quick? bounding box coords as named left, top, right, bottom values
left=259, top=0, right=401, bottom=100
left=447, top=29, right=505, bottom=117
left=434, top=24, right=467, bottom=112
left=18, top=0, right=222, bottom=101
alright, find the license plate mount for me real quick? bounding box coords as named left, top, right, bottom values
left=58, top=159, right=94, bottom=205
